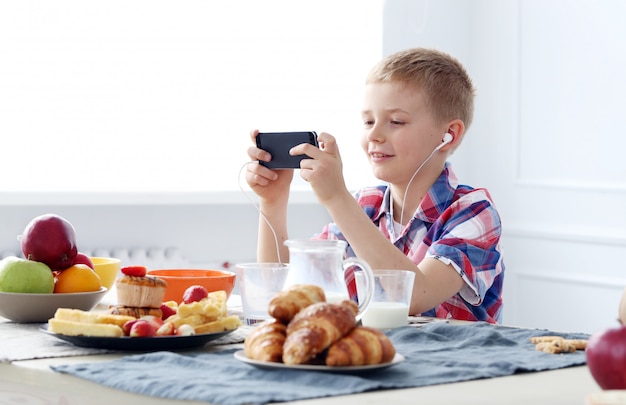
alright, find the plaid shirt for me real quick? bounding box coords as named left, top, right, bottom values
left=314, top=163, right=504, bottom=323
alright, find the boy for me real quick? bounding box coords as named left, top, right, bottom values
left=245, top=48, right=504, bottom=323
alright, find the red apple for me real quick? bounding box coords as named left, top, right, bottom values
left=19, top=214, right=78, bottom=271
left=73, top=252, right=94, bottom=270
left=130, top=320, right=156, bottom=337
left=586, top=325, right=626, bottom=389
left=183, top=285, right=209, bottom=304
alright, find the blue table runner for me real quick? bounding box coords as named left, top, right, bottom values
left=51, top=322, right=589, bottom=405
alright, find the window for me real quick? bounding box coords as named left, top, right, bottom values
left=0, top=1, right=382, bottom=202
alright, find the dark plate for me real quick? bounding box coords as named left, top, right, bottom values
left=40, top=324, right=235, bottom=351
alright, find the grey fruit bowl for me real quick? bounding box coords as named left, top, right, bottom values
left=0, top=287, right=107, bottom=323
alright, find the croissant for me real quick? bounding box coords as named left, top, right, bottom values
left=243, top=319, right=287, bottom=363
left=268, top=284, right=326, bottom=323
left=325, top=326, right=396, bottom=366
left=282, top=300, right=358, bottom=365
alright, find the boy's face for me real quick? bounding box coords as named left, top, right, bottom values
left=361, top=81, right=445, bottom=188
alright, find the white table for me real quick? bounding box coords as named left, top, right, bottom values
left=1, top=356, right=602, bottom=405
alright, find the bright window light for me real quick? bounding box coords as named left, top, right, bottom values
left=0, top=1, right=382, bottom=197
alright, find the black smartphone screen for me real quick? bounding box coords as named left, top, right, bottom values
left=256, top=131, right=319, bottom=169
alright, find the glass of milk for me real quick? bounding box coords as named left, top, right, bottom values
left=355, top=270, right=415, bottom=329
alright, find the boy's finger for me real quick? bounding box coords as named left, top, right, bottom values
left=247, top=146, right=271, bottom=162
left=316, top=132, right=338, bottom=153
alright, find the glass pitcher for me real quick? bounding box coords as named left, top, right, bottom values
left=284, top=239, right=375, bottom=320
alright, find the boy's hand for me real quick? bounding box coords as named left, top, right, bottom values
left=295, top=132, right=349, bottom=205
left=246, top=130, right=294, bottom=202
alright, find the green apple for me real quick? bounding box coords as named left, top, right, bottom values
left=0, top=256, right=54, bottom=293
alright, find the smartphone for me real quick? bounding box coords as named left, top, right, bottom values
left=256, top=131, right=319, bottom=169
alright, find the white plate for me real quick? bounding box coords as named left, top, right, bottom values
left=234, top=350, right=404, bottom=373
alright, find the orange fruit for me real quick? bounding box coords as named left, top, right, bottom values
left=54, top=264, right=102, bottom=293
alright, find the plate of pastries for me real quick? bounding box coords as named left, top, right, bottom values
left=238, top=284, right=404, bottom=373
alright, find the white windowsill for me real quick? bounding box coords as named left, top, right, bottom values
left=0, top=189, right=319, bottom=206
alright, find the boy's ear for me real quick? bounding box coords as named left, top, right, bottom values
left=445, top=120, right=465, bottom=146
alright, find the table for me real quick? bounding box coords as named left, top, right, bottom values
left=1, top=356, right=601, bottom=405
left=0, top=292, right=604, bottom=405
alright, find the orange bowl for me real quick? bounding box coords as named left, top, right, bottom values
left=147, top=269, right=236, bottom=303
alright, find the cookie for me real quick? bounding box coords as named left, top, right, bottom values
left=535, top=340, right=577, bottom=354
left=531, top=335, right=588, bottom=354
left=563, top=339, right=587, bottom=350
left=529, top=335, right=564, bottom=344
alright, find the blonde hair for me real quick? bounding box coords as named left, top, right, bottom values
left=366, top=48, right=476, bottom=130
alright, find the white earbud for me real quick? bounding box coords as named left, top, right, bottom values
left=435, top=132, right=453, bottom=151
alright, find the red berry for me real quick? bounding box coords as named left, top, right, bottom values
left=122, top=319, right=138, bottom=336
left=160, top=304, right=177, bottom=321
left=183, top=285, right=209, bottom=304
left=140, top=315, right=164, bottom=332
left=121, top=265, right=147, bottom=277
left=130, top=320, right=156, bottom=337
left=156, top=322, right=177, bottom=336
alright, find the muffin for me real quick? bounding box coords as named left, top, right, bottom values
left=116, top=275, right=167, bottom=308
left=108, top=305, right=163, bottom=319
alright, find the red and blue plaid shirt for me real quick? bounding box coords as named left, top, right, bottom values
left=314, top=163, right=504, bottom=323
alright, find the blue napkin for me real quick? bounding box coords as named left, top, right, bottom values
left=51, top=322, right=589, bottom=405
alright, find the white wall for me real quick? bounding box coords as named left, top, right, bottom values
left=382, top=0, right=626, bottom=334
left=0, top=1, right=381, bottom=194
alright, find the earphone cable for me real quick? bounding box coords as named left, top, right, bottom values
left=398, top=145, right=441, bottom=226
left=237, top=161, right=283, bottom=264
